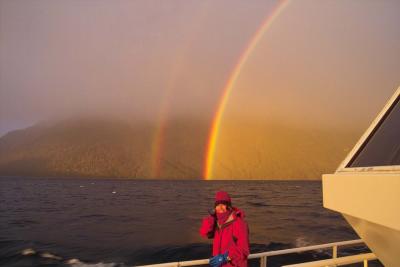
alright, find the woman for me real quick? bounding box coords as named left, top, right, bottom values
left=199, top=191, right=249, bottom=267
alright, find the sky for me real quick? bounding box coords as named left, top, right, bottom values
left=1, top=0, right=400, bottom=179
left=0, top=0, right=274, bottom=133
left=1, top=0, right=399, bottom=135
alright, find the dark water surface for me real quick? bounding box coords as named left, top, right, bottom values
left=0, top=178, right=382, bottom=266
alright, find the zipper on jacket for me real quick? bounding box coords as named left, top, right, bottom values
left=218, top=227, right=223, bottom=254
left=217, top=212, right=236, bottom=255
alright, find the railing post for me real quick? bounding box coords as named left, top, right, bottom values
left=332, top=245, right=337, bottom=259
left=260, top=256, right=267, bottom=267
left=332, top=244, right=338, bottom=267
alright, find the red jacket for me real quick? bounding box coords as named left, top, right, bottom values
left=199, top=208, right=249, bottom=267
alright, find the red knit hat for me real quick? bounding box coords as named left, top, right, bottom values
left=215, top=191, right=231, bottom=206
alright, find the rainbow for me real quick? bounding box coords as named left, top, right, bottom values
left=203, top=0, right=291, bottom=180
left=150, top=100, right=170, bottom=178
left=150, top=53, right=189, bottom=178
left=150, top=4, right=210, bottom=178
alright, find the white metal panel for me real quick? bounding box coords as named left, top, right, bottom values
left=323, top=173, right=400, bottom=231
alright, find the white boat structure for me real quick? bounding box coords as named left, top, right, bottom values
left=323, top=86, right=400, bottom=267
left=137, top=87, right=400, bottom=267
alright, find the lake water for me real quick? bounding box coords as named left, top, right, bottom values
left=0, top=177, right=382, bottom=267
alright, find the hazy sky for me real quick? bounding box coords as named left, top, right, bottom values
left=1, top=0, right=400, bottom=136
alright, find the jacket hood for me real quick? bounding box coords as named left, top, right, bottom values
left=215, top=191, right=231, bottom=206
left=232, top=207, right=245, bottom=219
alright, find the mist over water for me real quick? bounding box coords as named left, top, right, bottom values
left=0, top=177, right=383, bottom=267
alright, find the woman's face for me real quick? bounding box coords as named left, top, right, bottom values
left=215, top=204, right=228, bottom=213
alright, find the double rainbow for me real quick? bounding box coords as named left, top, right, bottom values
left=203, top=0, right=290, bottom=180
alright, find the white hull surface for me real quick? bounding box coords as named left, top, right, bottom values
left=323, top=173, right=400, bottom=266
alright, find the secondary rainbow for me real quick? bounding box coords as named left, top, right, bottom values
left=203, top=0, right=291, bottom=180
left=150, top=100, right=170, bottom=178
left=150, top=5, right=210, bottom=178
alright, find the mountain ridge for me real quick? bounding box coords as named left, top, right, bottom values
left=0, top=117, right=360, bottom=179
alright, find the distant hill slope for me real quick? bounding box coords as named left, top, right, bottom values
left=0, top=119, right=148, bottom=178
left=212, top=119, right=361, bottom=179
left=0, top=118, right=361, bottom=179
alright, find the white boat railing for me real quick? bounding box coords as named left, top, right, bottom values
left=135, top=239, right=378, bottom=267
left=282, top=252, right=377, bottom=267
